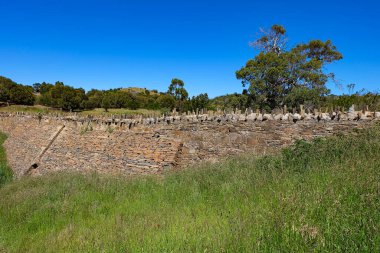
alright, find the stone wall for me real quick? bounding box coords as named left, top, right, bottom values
left=0, top=110, right=378, bottom=177
left=0, top=116, right=64, bottom=177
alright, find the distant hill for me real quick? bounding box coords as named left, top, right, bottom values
left=120, top=87, right=160, bottom=95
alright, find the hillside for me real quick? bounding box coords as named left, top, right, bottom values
left=0, top=126, right=380, bottom=252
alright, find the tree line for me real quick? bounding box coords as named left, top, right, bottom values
left=0, top=25, right=379, bottom=112
left=0, top=78, right=209, bottom=113
left=0, top=76, right=35, bottom=106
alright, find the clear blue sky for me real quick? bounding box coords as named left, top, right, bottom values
left=1, top=0, right=379, bottom=97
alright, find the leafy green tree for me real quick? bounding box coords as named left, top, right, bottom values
left=9, top=85, right=35, bottom=105
left=0, top=76, right=35, bottom=105
left=40, top=81, right=85, bottom=111
left=168, top=78, right=184, bottom=98
left=284, top=86, right=324, bottom=111
left=209, top=93, right=251, bottom=110
left=190, top=93, right=209, bottom=111
left=144, top=97, right=160, bottom=110
left=101, top=93, right=112, bottom=112
left=83, top=89, right=104, bottom=109
left=0, top=77, right=14, bottom=103
left=157, top=94, right=176, bottom=110
left=167, top=78, right=189, bottom=111
left=236, top=25, right=343, bottom=111
left=168, top=78, right=188, bottom=100
left=121, top=92, right=140, bottom=110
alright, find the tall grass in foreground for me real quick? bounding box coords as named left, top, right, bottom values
left=1, top=126, right=380, bottom=252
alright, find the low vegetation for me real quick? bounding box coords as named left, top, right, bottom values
left=79, top=108, right=162, bottom=117
left=0, top=105, right=162, bottom=118
left=0, top=105, right=57, bottom=114
left=0, top=132, right=12, bottom=186
left=0, top=126, right=379, bottom=252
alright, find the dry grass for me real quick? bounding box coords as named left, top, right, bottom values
left=0, top=105, right=162, bottom=117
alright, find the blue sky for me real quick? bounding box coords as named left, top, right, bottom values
left=1, top=0, right=379, bottom=97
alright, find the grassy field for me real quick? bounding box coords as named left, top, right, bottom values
left=0, top=126, right=380, bottom=252
left=0, top=105, right=162, bottom=117
left=79, top=108, right=162, bottom=117
left=0, top=105, right=57, bottom=114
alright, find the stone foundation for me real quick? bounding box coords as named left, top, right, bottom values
left=0, top=111, right=378, bottom=177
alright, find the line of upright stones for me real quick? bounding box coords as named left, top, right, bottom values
left=0, top=104, right=379, bottom=131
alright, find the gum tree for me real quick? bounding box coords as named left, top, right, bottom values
left=236, top=25, right=343, bottom=111
left=167, top=78, right=189, bottom=111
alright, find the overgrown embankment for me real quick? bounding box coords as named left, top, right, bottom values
left=0, top=132, right=12, bottom=186
left=0, top=126, right=380, bottom=252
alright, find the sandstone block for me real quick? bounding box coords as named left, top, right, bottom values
left=321, top=113, right=331, bottom=121
left=246, top=113, right=257, bottom=121
left=274, top=114, right=283, bottom=121
left=347, top=112, right=358, bottom=120
left=360, top=112, right=372, bottom=120
left=281, top=113, right=289, bottom=121
left=263, top=114, right=273, bottom=121
left=339, top=113, right=348, bottom=121
left=304, top=113, right=312, bottom=120
left=293, top=113, right=302, bottom=120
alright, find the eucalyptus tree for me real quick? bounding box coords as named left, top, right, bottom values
left=236, top=25, right=343, bottom=111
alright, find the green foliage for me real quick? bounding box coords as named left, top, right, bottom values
left=106, top=126, right=114, bottom=134
left=39, top=81, right=86, bottom=111
left=157, top=94, right=176, bottom=110
left=236, top=25, right=342, bottom=110
left=79, top=108, right=162, bottom=117
left=100, top=91, right=141, bottom=111
left=188, top=93, right=210, bottom=111
left=9, top=85, right=35, bottom=105
left=209, top=93, right=251, bottom=110
left=168, top=78, right=186, bottom=100
left=1, top=127, right=380, bottom=251
left=324, top=92, right=380, bottom=111
left=82, top=89, right=104, bottom=110
left=0, top=76, right=35, bottom=105
left=284, top=86, right=324, bottom=111
left=167, top=78, right=189, bottom=111
left=101, top=93, right=112, bottom=112
left=37, top=82, right=160, bottom=112
left=0, top=132, right=12, bottom=186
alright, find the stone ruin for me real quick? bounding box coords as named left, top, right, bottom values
left=0, top=105, right=379, bottom=178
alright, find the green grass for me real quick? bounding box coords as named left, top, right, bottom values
left=0, top=105, right=58, bottom=114
left=0, top=132, right=12, bottom=186
left=1, top=126, right=380, bottom=252
left=79, top=108, right=162, bottom=117
left=0, top=105, right=162, bottom=117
